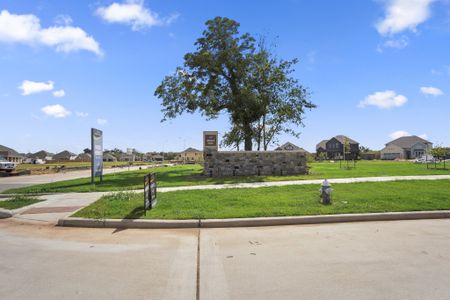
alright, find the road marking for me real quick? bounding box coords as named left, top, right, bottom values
left=196, top=227, right=201, bottom=300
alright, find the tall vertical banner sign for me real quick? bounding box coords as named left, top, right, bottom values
left=91, top=128, right=103, bottom=184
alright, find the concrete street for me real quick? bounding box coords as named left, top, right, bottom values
left=0, top=164, right=156, bottom=192
left=1, top=218, right=450, bottom=299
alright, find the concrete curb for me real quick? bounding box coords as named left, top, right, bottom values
left=0, top=208, right=13, bottom=219
left=57, top=210, right=450, bottom=229
left=57, top=217, right=199, bottom=228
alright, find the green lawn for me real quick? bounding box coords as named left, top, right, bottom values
left=5, top=160, right=450, bottom=194
left=73, top=180, right=450, bottom=219
left=0, top=195, right=42, bottom=210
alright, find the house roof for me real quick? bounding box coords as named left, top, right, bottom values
left=181, top=147, right=202, bottom=153
left=333, top=135, right=359, bottom=145
left=0, top=144, right=21, bottom=157
left=53, top=150, right=76, bottom=159
left=387, top=135, right=431, bottom=148
left=32, top=150, right=54, bottom=159
left=103, top=153, right=116, bottom=159
left=275, top=142, right=309, bottom=153
left=316, top=140, right=328, bottom=150
left=275, top=142, right=300, bottom=150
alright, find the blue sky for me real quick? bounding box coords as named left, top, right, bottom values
left=0, top=0, right=449, bottom=154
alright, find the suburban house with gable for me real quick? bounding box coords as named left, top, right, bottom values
left=177, top=147, right=203, bottom=163
left=316, top=135, right=360, bottom=159
left=275, top=142, right=309, bottom=153
left=32, top=150, right=54, bottom=161
left=53, top=150, right=77, bottom=161
left=380, top=136, right=432, bottom=160
left=0, top=144, right=23, bottom=163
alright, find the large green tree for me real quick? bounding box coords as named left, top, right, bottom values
left=155, top=17, right=314, bottom=150
left=251, top=41, right=315, bottom=150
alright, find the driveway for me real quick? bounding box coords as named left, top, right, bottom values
left=1, top=218, right=449, bottom=299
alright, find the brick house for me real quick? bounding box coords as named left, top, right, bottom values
left=316, top=135, right=360, bottom=159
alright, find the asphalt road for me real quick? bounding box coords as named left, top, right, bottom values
left=1, top=219, right=449, bottom=299
left=0, top=165, right=156, bottom=193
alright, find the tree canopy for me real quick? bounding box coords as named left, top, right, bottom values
left=155, top=17, right=315, bottom=150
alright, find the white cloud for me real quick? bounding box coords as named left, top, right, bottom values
left=389, top=130, right=410, bottom=140
left=75, top=111, right=89, bottom=117
left=420, top=86, right=443, bottom=96
left=431, top=69, right=442, bottom=76
left=419, top=133, right=428, bottom=139
left=359, top=90, right=408, bottom=109
left=96, top=0, right=178, bottom=31
left=0, top=10, right=102, bottom=56
left=53, top=89, right=65, bottom=97
left=377, top=35, right=409, bottom=52
left=41, top=104, right=71, bottom=118
left=376, top=0, right=433, bottom=35
left=54, top=14, right=73, bottom=26
left=18, top=80, right=54, bottom=95
left=97, top=118, right=108, bottom=125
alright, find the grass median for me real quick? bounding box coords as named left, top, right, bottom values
left=73, top=180, right=450, bottom=220
left=5, top=161, right=450, bottom=194
left=0, top=195, right=42, bottom=210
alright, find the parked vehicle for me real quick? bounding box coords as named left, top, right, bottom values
left=0, top=156, right=16, bottom=172
left=414, top=155, right=436, bottom=163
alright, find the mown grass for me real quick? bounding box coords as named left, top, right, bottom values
left=5, top=161, right=450, bottom=194
left=73, top=180, right=450, bottom=220
left=0, top=195, right=42, bottom=210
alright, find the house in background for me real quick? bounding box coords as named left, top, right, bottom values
left=316, top=135, right=360, bottom=159
left=32, top=150, right=54, bottom=161
left=103, top=153, right=118, bottom=162
left=119, top=153, right=135, bottom=162
left=275, top=142, right=309, bottom=153
left=177, top=147, right=203, bottom=163
left=380, top=136, right=432, bottom=160
left=152, top=154, right=164, bottom=162
left=53, top=150, right=77, bottom=161
left=75, top=153, right=91, bottom=162
left=0, top=145, right=23, bottom=163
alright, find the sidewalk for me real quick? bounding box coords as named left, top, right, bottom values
left=157, top=174, right=450, bottom=192
left=12, top=192, right=104, bottom=224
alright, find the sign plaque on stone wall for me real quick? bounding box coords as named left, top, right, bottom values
left=203, top=131, right=218, bottom=151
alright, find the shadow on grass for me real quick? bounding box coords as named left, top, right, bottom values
left=123, top=206, right=145, bottom=219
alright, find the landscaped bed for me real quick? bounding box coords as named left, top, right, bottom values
left=73, top=180, right=450, bottom=220
left=4, top=161, right=450, bottom=194
left=0, top=195, right=42, bottom=210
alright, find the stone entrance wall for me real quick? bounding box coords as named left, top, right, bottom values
left=203, top=150, right=308, bottom=177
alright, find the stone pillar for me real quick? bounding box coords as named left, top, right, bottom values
left=203, top=131, right=218, bottom=176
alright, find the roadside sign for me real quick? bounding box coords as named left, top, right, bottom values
left=144, top=173, right=157, bottom=213
left=91, top=128, right=103, bottom=184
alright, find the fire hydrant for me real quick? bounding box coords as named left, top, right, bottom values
left=319, top=179, right=332, bottom=204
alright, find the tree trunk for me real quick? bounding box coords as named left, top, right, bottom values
left=243, top=123, right=253, bottom=151
left=244, top=135, right=252, bottom=150
left=256, top=119, right=261, bottom=151
left=262, top=114, right=266, bottom=151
